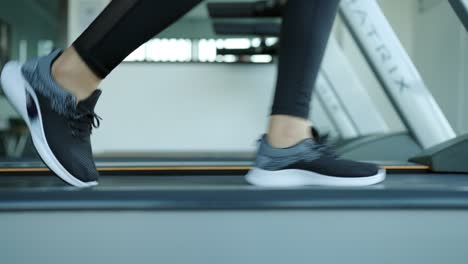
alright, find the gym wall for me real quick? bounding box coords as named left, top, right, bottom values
left=68, top=0, right=468, bottom=154
left=1, top=0, right=464, bottom=154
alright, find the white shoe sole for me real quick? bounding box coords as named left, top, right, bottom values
left=1, top=61, right=98, bottom=188
left=246, top=167, right=386, bottom=187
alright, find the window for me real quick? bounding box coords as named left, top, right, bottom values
left=124, top=37, right=277, bottom=64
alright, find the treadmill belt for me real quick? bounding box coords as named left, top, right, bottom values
left=1, top=173, right=468, bottom=210
left=0, top=159, right=430, bottom=175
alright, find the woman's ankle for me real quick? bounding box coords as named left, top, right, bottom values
left=267, top=115, right=312, bottom=148
left=52, top=47, right=101, bottom=102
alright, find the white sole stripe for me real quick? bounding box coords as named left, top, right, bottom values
left=246, top=168, right=386, bottom=187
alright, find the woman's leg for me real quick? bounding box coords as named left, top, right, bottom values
left=0, top=0, right=201, bottom=187
left=54, top=0, right=202, bottom=101
left=268, top=0, right=339, bottom=148
left=246, top=0, right=385, bottom=187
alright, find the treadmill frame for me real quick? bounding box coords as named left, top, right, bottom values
left=339, top=0, right=456, bottom=149
left=314, top=36, right=390, bottom=139
left=449, top=0, right=468, bottom=31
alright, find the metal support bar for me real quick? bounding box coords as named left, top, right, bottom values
left=449, top=0, right=468, bottom=31
left=339, top=0, right=456, bottom=148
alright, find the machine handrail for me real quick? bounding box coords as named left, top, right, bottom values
left=449, top=0, right=468, bottom=31
left=339, top=0, right=456, bottom=148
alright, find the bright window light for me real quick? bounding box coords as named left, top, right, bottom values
left=177, top=39, right=192, bottom=62
left=221, top=55, right=237, bottom=63
left=198, top=39, right=208, bottom=62
left=145, top=38, right=192, bottom=62
left=216, top=55, right=224, bottom=63
left=251, top=38, right=261, bottom=48
left=216, top=39, right=225, bottom=49
left=168, top=39, right=178, bottom=62
left=160, top=39, right=171, bottom=61
left=123, top=38, right=273, bottom=64
left=223, top=38, right=251, bottom=49
left=250, top=55, right=273, bottom=63
left=124, top=44, right=146, bottom=61
left=199, top=39, right=217, bottom=62
left=146, top=39, right=161, bottom=61
left=265, top=37, right=279, bottom=46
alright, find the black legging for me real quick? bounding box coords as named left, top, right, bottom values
left=73, top=0, right=339, bottom=119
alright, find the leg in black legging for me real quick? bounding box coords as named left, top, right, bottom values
left=253, top=0, right=383, bottom=187
left=271, top=0, right=340, bottom=119
left=73, top=0, right=202, bottom=79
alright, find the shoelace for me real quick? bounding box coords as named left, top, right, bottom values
left=68, top=110, right=102, bottom=139
left=311, top=127, right=329, bottom=144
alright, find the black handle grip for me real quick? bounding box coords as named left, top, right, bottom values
left=207, top=1, right=283, bottom=18
left=213, top=22, right=280, bottom=36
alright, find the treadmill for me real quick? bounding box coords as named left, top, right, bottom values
left=0, top=1, right=465, bottom=186
left=1, top=1, right=468, bottom=262
left=0, top=0, right=430, bottom=176
left=210, top=0, right=468, bottom=167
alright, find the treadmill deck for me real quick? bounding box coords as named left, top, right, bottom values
left=1, top=173, right=468, bottom=211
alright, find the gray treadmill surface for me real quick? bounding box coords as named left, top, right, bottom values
left=0, top=160, right=253, bottom=168
left=0, top=159, right=426, bottom=169
left=1, top=173, right=468, bottom=210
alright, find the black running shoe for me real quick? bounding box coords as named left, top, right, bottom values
left=246, top=135, right=386, bottom=187
left=0, top=51, right=101, bottom=187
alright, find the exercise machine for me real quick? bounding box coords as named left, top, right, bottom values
left=1, top=1, right=468, bottom=262
left=208, top=0, right=468, bottom=170
left=340, top=0, right=468, bottom=172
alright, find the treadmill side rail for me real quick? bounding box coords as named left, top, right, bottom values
left=409, top=133, right=468, bottom=173
left=319, top=37, right=390, bottom=137
left=449, top=0, right=468, bottom=31
left=339, top=0, right=456, bottom=149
